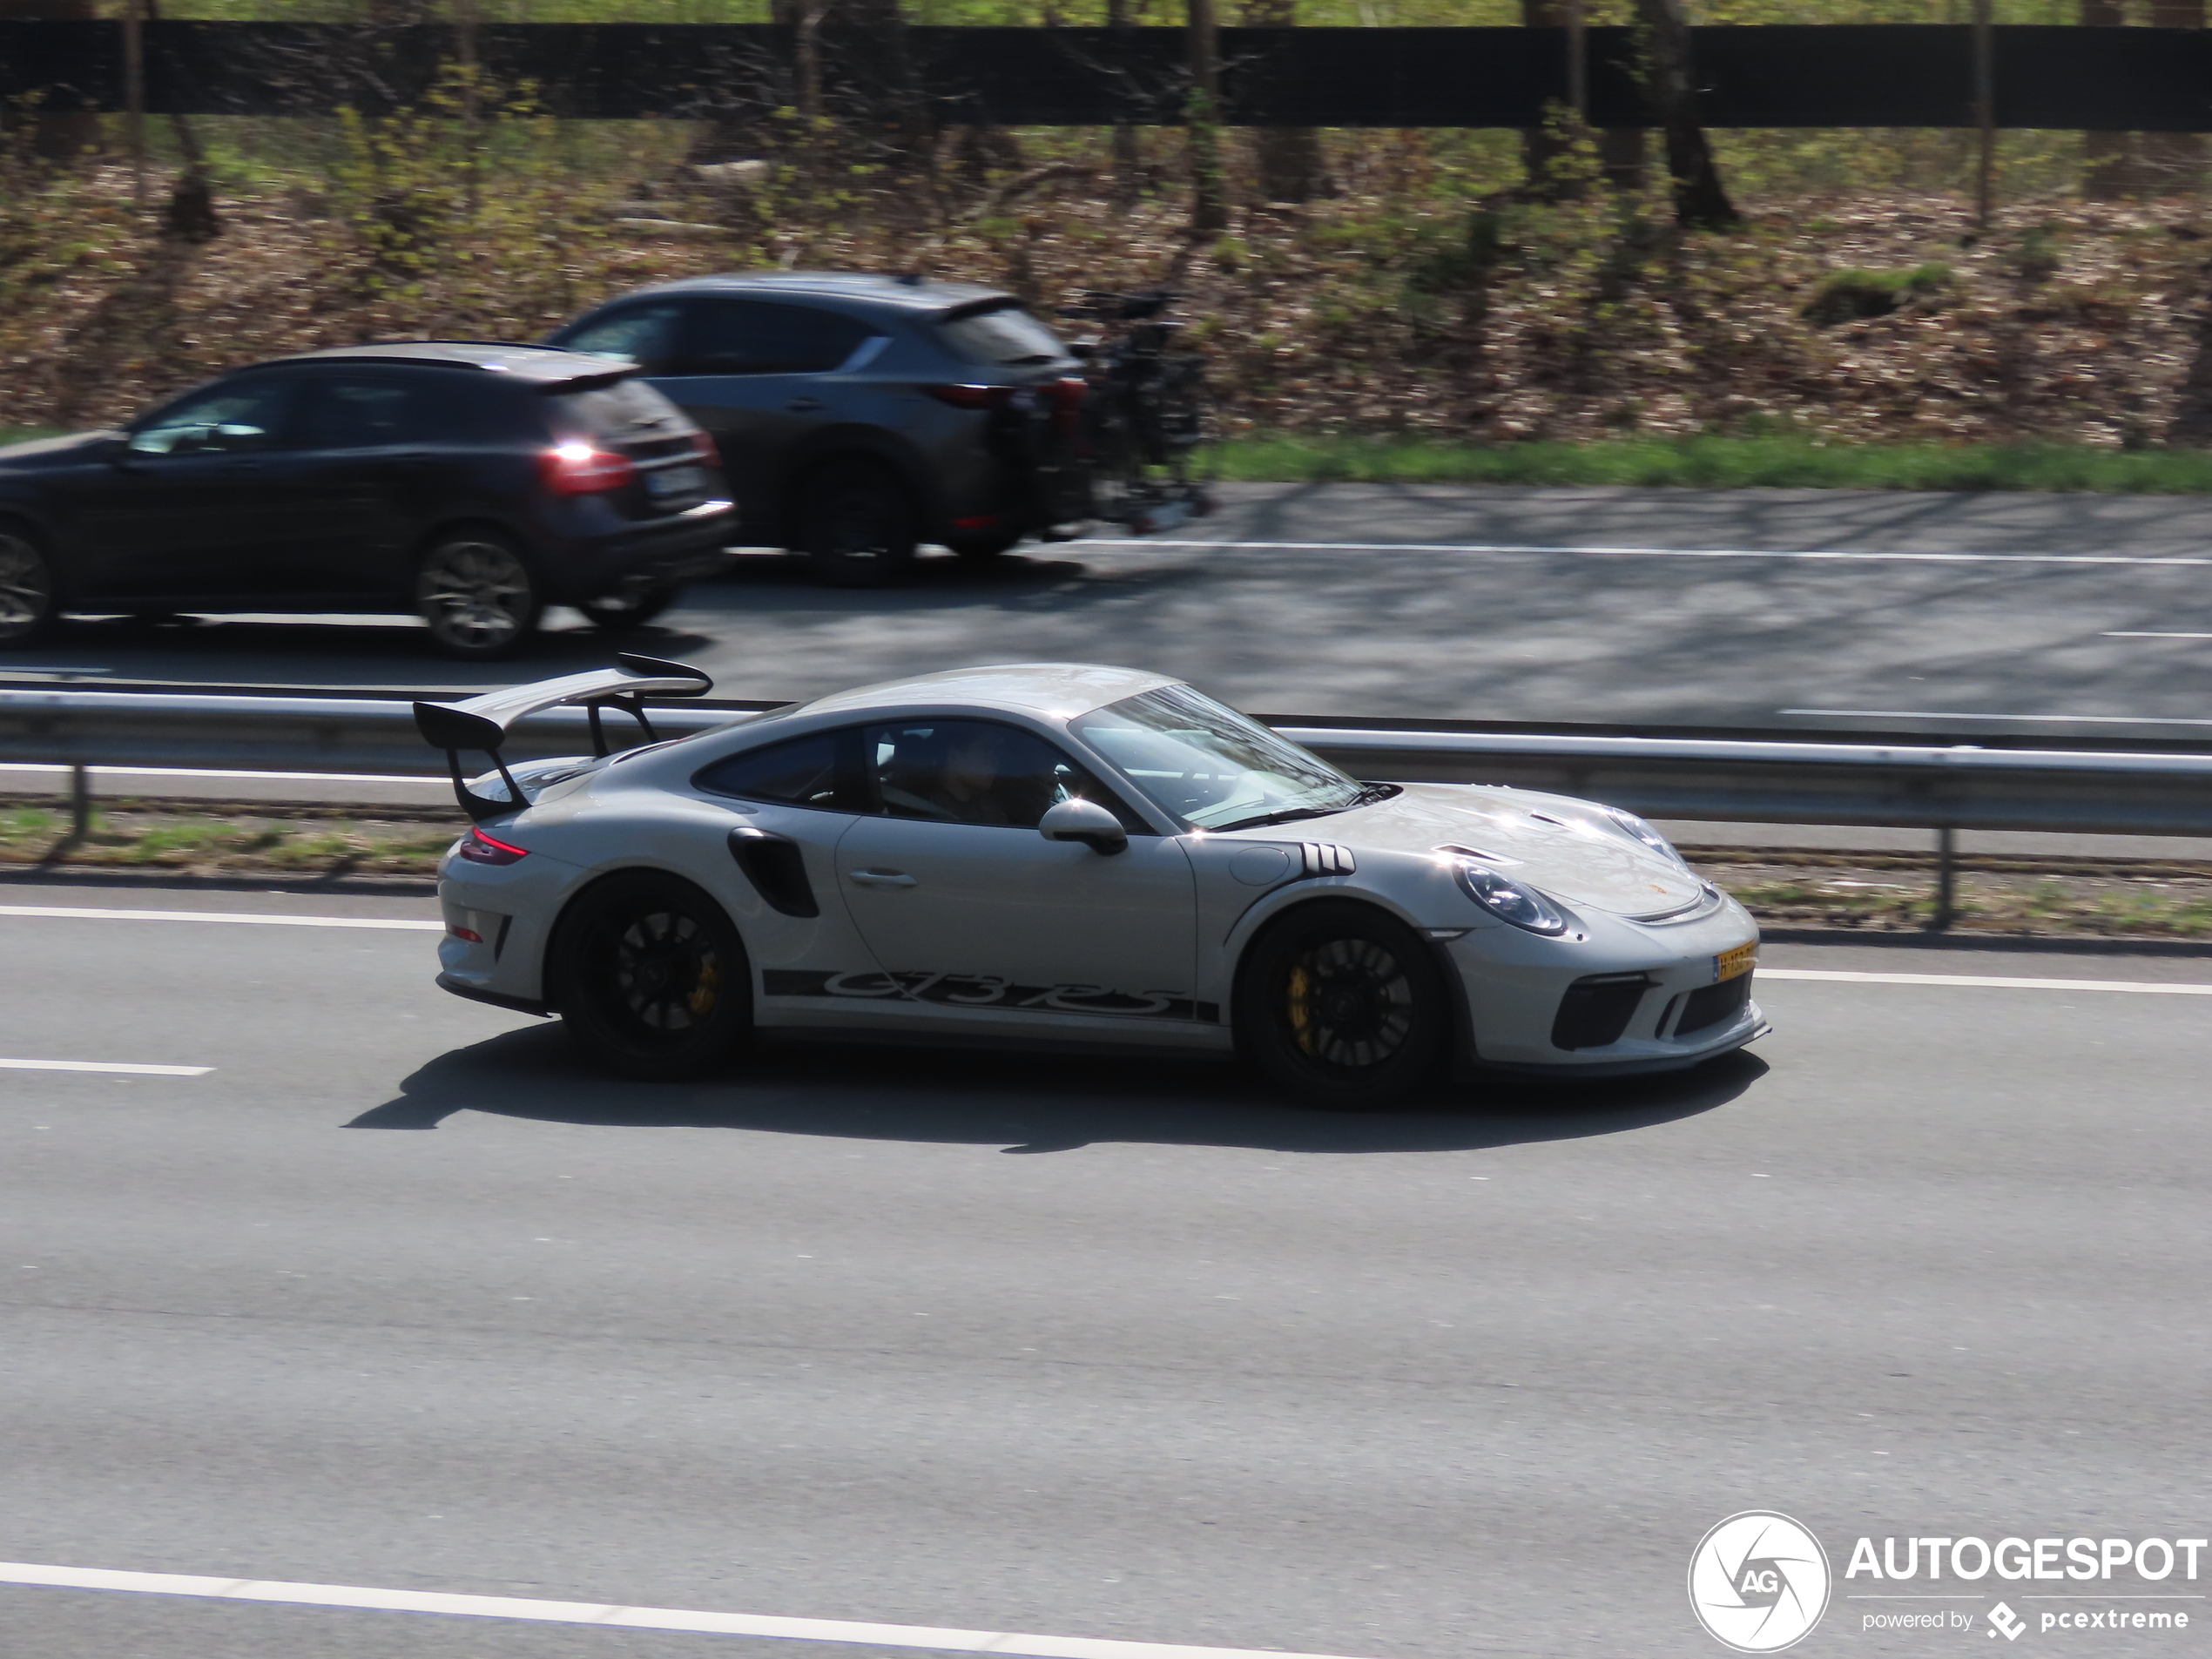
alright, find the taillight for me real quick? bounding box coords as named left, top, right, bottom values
left=455, top=826, right=529, bottom=865
left=685, top=430, right=718, bottom=466
left=540, top=440, right=637, bottom=496
left=923, top=383, right=1017, bottom=410
left=1051, top=375, right=1087, bottom=435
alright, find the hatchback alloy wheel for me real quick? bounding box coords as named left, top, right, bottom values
left=0, top=529, right=56, bottom=645
left=415, top=534, right=543, bottom=658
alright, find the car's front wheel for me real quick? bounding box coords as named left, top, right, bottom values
left=1234, top=900, right=1451, bottom=1110
left=415, top=530, right=543, bottom=658
left=795, top=458, right=918, bottom=589
left=0, top=525, right=58, bottom=647
left=550, top=872, right=752, bottom=1082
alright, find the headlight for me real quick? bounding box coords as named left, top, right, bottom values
left=1601, top=806, right=1688, bottom=868
left=1454, top=861, right=1569, bottom=935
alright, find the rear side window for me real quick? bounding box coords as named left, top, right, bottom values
left=545, top=377, right=687, bottom=441
left=301, top=372, right=499, bottom=448
left=936, top=301, right=1070, bottom=368
left=672, top=301, right=874, bottom=375
left=695, top=730, right=855, bottom=812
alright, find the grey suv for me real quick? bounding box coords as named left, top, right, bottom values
left=546, top=273, right=1086, bottom=588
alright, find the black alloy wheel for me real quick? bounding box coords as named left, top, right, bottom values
left=577, top=581, right=678, bottom=631
left=415, top=530, right=544, bottom=658
left=0, top=527, right=57, bottom=646
left=1235, top=900, right=1450, bottom=1110
left=550, top=872, right=752, bottom=1081
left=797, top=457, right=919, bottom=589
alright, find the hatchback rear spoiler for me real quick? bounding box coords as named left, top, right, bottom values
left=413, top=653, right=712, bottom=822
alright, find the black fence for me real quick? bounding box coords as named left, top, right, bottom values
left=5, top=21, right=2211, bottom=130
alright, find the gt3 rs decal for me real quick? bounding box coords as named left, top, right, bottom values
left=762, top=968, right=1219, bottom=1022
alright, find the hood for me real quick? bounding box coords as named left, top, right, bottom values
left=0, top=430, right=113, bottom=467
left=1238, top=783, right=1708, bottom=920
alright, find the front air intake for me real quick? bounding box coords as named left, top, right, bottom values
left=1551, top=973, right=1650, bottom=1050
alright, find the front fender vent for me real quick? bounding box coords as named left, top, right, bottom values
left=728, top=826, right=819, bottom=918
left=1299, top=842, right=1356, bottom=877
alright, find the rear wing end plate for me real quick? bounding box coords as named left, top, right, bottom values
left=412, top=652, right=711, bottom=822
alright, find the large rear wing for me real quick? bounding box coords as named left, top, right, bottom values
left=413, top=652, right=712, bottom=822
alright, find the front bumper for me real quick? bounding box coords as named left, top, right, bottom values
left=1447, top=900, right=1768, bottom=1077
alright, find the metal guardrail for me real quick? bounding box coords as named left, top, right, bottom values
left=6, top=686, right=2212, bottom=841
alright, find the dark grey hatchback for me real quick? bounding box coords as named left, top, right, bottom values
left=547, top=273, right=1088, bottom=587
left=0, top=342, right=734, bottom=658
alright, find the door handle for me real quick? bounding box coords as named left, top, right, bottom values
left=786, top=396, right=826, bottom=414
left=847, top=868, right=916, bottom=888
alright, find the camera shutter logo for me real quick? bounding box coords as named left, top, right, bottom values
left=1688, top=1511, right=1832, bottom=1652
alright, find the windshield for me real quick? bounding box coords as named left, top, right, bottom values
left=1071, top=685, right=1372, bottom=832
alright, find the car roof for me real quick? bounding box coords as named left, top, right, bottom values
left=607, top=272, right=1014, bottom=314
left=252, top=342, right=626, bottom=383
left=796, top=664, right=1183, bottom=723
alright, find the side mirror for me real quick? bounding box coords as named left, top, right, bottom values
left=1039, top=797, right=1128, bottom=856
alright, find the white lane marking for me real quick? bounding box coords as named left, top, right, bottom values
left=1762, top=968, right=2212, bottom=995
left=1779, top=707, right=2212, bottom=726
left=0, top=763, right=447, bottom=785
left=1082, top=537, right=2212, bottom=568
left=2102, top=631, right=2212, bottom=639
left=0, top=1562, right=1373, bottom=1659
left=0, top=906, right=442, bottom=931
left=0, top=1058, right=211, bottom=1076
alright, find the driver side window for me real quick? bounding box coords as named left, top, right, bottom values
left=128, top=379, right=295, bottom=456
left=866, top=720, right=1134, bottom=831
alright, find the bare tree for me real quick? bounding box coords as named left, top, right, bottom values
left=1631, top=0, right=1737, bottom=229
left=2079, top=0, right=2139, bottom=198
left=1187, top=0, right=1226, bottom=233
left=1243, top=0, right=1320, bottom=203
left=2145, top=0, right=2205, bottom=192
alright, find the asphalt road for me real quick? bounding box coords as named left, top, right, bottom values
left=13, top=482, right=2212, bottom=739
left=3, top=887, right=2209, bottom=1657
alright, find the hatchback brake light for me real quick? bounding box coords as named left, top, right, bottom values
left=923, top=383, right=1017, bottom=410
left=540, top=441, right=637, bottom=496
left=456, top=826, right=530, bottom=865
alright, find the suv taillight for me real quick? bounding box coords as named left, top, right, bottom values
left=455, top=826, right=529, bottom=865
left=923, top=383, right=1017, bottom=410
left=685, top=430, right=718, bottom=465
left=540, top=441, right=637, bottom=496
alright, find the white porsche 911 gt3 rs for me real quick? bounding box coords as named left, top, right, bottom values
left=419, top=657, right=1766, bottom=1109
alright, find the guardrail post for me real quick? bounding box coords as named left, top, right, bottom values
left=67, top=759, right=91, bottom=842
left=1932, top=825, right=1958, bottom=931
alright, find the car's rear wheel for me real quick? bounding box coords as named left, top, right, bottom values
left=416, top=530, right=543, bottom=658
left=550, top=872, right=752, bottom=1082
left=946, top=529, right=1022, bottom=563
left=577, top=581, right=678, bottom=631
left=1234, top=900, right=1450, bottom=1110
left=796, top=458, right=918, bottom=589
left=0, top=526, right=57, bottom=647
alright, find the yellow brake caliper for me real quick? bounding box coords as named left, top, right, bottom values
left=689, top=956, right=721, bottom=1016
left=1286, top=962, right=1316, bottom=1055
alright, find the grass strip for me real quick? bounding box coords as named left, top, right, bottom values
left=1215, top=434, right=2212, bottom=495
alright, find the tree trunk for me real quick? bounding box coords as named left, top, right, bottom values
left=1600, top=126, right=1647, bottom=192
left=1107, top=0, right=1141, bottom=205
left=1630, top=0, right=1737, bottom=229
left=0, top=0, right=101, bottom=160
left=2145, top=0, right=2206, bottom=193
left=1519, top=0, right=1574, bottom=198
left=1243, top=0, right=1319, bottom=203
left=1186, top=0, right=1226, bottom=233
left=2079, top=0, right=2140, bottom=198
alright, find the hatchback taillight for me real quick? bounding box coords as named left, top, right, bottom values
left=923, top=383, right=1017, bottom=410
left=540, top=441, right=637, bottom=496
left=455, top=826, right=529, bottom=865
left=685, top=430, right=718, bottom=465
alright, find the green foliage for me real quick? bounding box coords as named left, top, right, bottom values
left=1216, top=434, right=2212, bottom=494
left=1803, top=260, right=1956, bottom=326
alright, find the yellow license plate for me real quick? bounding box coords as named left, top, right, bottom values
left=1712, top=941, right=1758, bottom=983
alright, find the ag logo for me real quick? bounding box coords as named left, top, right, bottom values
left=1689, top=1511, right=1832, bottom=1652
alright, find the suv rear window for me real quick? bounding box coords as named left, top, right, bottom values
left=936, top=301, right=1071, bottom=368
left=545, top=377, right=686, bottom=439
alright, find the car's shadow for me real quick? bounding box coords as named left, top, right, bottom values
left=347, top=1024, right=1768, bottom=1154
